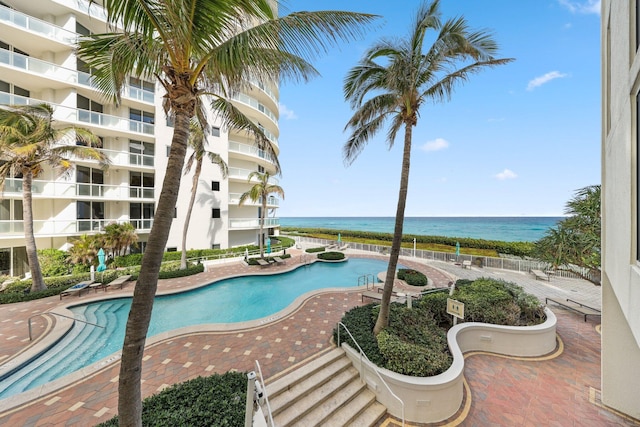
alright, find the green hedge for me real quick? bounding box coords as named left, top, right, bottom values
left=397, top=269, right=428, bottom=287
left=97, top=372, right=247, bottom=427
left=333, top=304, right=385, bottom=365
left=316, top=251, right=345, bottom=261
left=282, top=227, right=535, bottom=257
left=305, top=246, right=326, bottom=253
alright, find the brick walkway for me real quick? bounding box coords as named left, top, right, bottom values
left=0, top=251, right=638, bottom=426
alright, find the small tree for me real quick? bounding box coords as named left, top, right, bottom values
left=534, top=185, right=601, bottom=285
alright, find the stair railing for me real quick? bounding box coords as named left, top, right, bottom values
left=337, top=322, right=405, bottom=426
left=245, top=360, right=275, bottom=427
left=255, top=360, right=275, bottom=427
left=28, top=312, right=104, bottom=341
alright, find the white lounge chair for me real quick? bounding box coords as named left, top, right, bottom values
left=106, top=274, right=132, bottom=290
left=60, top=280, right=94, bottom=299
left=256, top=259, right=271, bottom=268
left=273, top=257, right=286, bottom=265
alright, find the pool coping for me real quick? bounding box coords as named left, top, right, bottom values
left=0, top=257, right=365, bottom=413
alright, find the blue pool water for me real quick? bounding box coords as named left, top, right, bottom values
left=0, top=258, right=392, bottom=400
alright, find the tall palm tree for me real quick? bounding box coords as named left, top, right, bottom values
left=239, top=171, right=284, bottom=258
left=343, top=0, right=513, bottom=335
left=68, top=234, right=100, bottom=267
left=180, top=120, right=228, bottom=269
left=78, top=1, right=375, bottom=424
left=0, top=103, right=108, bottom=292
left=104, top=222, right=139, bottom=257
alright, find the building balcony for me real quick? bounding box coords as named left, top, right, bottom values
left=228, top=167, right=279, bottom=185
left=230, top=91, right=278, bottom=126
left=0, top=93, right=155, bottom=138
left=2, top=178, right=155, bottom=201
left=228, top=140, right=277, bottom=167
left=228, top=193, right=279, bottom=207
left=0, top=4, right=77, bottom=51
left=250, top=78, right=278, bottom=106
left=53, top=0, right=108, bottom=22
left=228, top=217, right=280, bottom=230
left=0, top=49, right=154, bottom=105
left=0, top=218, right=152, bottom=238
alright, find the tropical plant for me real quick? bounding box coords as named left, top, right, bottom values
left=0, top=103, right=108, bottom=292
left=104, top=222, right=138, bottom=257
left=534, top=185, right=601, bottom=285
left=180, top=120, right=228, bottom=269
left=78, top=1, right=375, bottom=424
left=68, top=234, right=100, bottom=267
left=238, top=171, right=284, bottom=258
left=343, top=0, right=512, bottom=335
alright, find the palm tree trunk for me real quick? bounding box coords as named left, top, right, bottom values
left=118, top=109, right=191, bottom=427
left=373, top=124, right=412, bottom=335
left=180, top=160, right=202, bottom=269
left=22, top=172, right=46, bottom=292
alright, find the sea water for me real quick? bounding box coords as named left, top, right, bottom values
left=280, top=216, right=562, bottom=242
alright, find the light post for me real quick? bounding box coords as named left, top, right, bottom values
left=413, top=238, right=416, bottom=257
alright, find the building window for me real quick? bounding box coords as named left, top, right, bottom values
left=211, top=126, right=220, bottom=137
left=211, top=181, right=220, bottom=191
left=166, top=145, right=171, bottom=157
left=258, top=165, right=265, bottom=173
left=0, top=79, right=30, bottom=101
left=212, top=208, right=221, bottom=219
left=76, top=166, right=104, bottom=197
left=77, top=200, right=104, bottom=232
left=77, top=95, right=103, bottom=124
left=130, top=202, right=154, bottom=230
left=129, top=108, right=154, bottom=133
left=129, top=140, right=155, bottom=166
left=0, top=199, right=23, bottom=233
left=129, top=171, right=155, bottom=198
left=212, top=243, right=221, bottom=250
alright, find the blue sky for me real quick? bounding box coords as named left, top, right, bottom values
left=275, top=0, right=601, bottom=217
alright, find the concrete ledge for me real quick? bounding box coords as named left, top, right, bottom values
left=342, top=307, right=557, bottom=423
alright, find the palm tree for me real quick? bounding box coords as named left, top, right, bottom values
left=343, top=0, right=513, bottom=335
left=239, top=171, right=284, bottom=258
left=78, top=1, right=375, bottom=424
left=104, top=222, right=139, bottom=257
left=0, top=103, right=108, bottom=292
left=180, top=120, right=228, bottom=269
left=68, top=234, right=100, bottom=267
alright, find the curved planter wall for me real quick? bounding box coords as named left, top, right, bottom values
left=342, top=307, right=557, bottom=423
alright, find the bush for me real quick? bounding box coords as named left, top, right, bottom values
left=97, top=372, right=247, bottom=427
left=158, top=263, right=204, bottom=279
left=377, top=330, right=452, bottom=377
left=37, top=249, right=71, bottom=277
left=397, top=269, right=428, bottom=287
left=306, top=246, right=326, bottom=253
left=333, top=304, right=384, bottom=365
left=317, top=251, right=345, bottom=261
left=246, top=254, right=292, bottom=266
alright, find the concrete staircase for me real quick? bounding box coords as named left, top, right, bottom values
left=265, top=348, right=387, bottom=427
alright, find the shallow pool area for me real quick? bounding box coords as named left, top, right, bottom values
left=0, top=258, right=395, bottom=400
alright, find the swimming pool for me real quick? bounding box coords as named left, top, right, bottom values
left=0, top=258, right=394, bottom=400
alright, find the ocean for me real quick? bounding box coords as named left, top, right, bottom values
left=279, top=217, right=563, bottom=243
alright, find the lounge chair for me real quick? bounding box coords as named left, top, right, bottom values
left=105, top=274, right=132, bottom=290
left=60, top=280, right=94, bottom=299
left=531, top=269, right=550, bottom=281
left=273, top=256, right=286, bottom=265
left=462, top=260, right=472, bottom=269
left=256, top=258, right=271, bottom=268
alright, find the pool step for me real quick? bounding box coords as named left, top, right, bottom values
left=265, top=348, right=387, bottom=427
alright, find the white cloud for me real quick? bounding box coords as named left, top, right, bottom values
left=420, top=138, right=449, bottom=152
left=558, top=0, right=600, bottom=14
left=278, top=103, right=298, bottom=120
left=527, top=71, right=568, bottom=91
left=495, top=169, right=518, bottom=180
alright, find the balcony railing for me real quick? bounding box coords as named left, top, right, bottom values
left=0, top=4, right=77, bottom=45
left=229, top=193, right=279, bottom=206
left=53, top=0, right=108, bottom=21
left=1, top=178, right=155, bottom=200
left=0, top=218, right=153, bottom=236
left=0, top=93, right=155, bottom=136
left=228, top=217, right=280, bottom=230
left=0, top=49, right=154, bottom=104
left=228, top=141, right=276, bottom=164
left=231, top=92, right=278, bottom=124
left=96, top=148, right=154, bottom=168
left=228, top=167, right=279, bottom=185
left=250, top=79, right=278, bottom=105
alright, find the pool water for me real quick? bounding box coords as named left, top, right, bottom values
left=0, top=258, right=394, bottom=400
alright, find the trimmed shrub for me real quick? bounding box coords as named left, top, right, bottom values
left=397, top=269, right=428, bottom=287
left=317, top=251, right=345, bottom=261
left=377, top=330, right=452, bottom=377
left=97, top=372, right=247, bottom=427
left=305, top=246, right=326, bottom=253
left=158, top=263, right=204, bottom=279
left=333, top=304, right=384, bottom=365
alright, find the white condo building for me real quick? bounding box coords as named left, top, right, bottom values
left=601, top=1, right=640, bottom=421
left=0, top=0, right=281, bottom=277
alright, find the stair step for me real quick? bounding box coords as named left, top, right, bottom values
left=294, top=377, right=367, bottom=427
left=266, top=348, right=344, bottom=398
left=345, top=401, right=388, bottom=427
left=271, top=366, right=358, bottom=425
left=268, top=355, right=352, bottom=416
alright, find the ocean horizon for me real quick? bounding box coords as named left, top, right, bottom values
left=280, top=216, right=563, bottom=242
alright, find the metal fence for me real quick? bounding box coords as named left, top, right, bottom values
left=294, top=236, right=595, bottom=281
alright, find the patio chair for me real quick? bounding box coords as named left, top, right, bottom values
left=105, top=274, right=132, bottom=290
left=60, top=280, right=94, bottom=299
